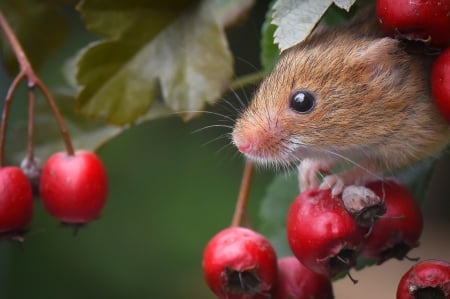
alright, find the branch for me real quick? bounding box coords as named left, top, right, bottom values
left=0, top=9, right=74, bottom=166
left=230, top=71, right=266, bottom=91
left=231, top=160, right=255, bottom=227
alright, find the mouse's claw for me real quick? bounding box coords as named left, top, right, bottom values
left=320, top=174, right=345, bottom=197
left=298, top=159, right=334, bottom=192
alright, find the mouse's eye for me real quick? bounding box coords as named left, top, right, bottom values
left=289, top=90, right=316, bottom=114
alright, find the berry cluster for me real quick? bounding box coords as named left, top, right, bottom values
left=376, top=0, right=450, bottom=121
left=202, top=226, right=333, bottom=299
left=202, top=179, right=450, bottom=298
left=0, top=11, right=108, bottom=240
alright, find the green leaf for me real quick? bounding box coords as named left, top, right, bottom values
left=272, top=0, right=357, bottom=51
left=258, top=170, right=299, bottom=257
left=74, top=0, right=233, bottom=125
left=5, top=90, right=123, bottom=164
left=0, top=0, right=69, bottom=74
left=260, top=0, right=279, bottom=72
left=392, top=157, right=438, bottom=204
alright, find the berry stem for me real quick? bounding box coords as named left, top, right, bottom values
left=27, top=86, right=36, bottom=161
left=0, top=9, right=75, bottom=161
left=0, top=72, right=24, bottom=166
left=230, top=71, right=266, bottom=91
left=231, top=159, right=254, bottom=227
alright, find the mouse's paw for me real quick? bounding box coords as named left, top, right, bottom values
left=319, top=174, right=345, bottom=197
left=298, top=159, right=334, bottom=192
left=319, top=165, right=381, bottom=197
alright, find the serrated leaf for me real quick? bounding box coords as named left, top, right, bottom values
left=272, top=0, right=357, bottom=51
left=260, top=0, right=279, bottom=72
left=5, top=90, right=122, bottom=164
left=258, top=170, right=299, bottom=257
left=0, top=0, right=69, bottom=74
left=74, top=0, right=233, bottom=125
left=272, top=0, right=330, bottom=51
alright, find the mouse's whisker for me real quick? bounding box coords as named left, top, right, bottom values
left=320, top=148, right=383, bottom=181
left=228, top=87, right=248, bottom=112
left=201, top=132, right=232, bottom=147
left=219, top=97, right=242, bottom=115
left=212, top=139, right=235, bottom=154
left=171, top=110, right=236, bottom=123
left=192, top=124, right=233, bottom=134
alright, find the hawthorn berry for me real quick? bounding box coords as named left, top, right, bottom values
left=273, top=256, right=334, bottom=299
left=432, top=47, right=450, bottom=121
left=376, top=0, right=450, bottom=48
left=286, top=188, right=367, bottom=278
left=202, top=226, right=277, bottom=299
left=361, top=179, right=423, bottom=265
left=396, top=259, right=450, bottom=299
left=39, top=150, right=108, bottom=225
left=0, top=166, right=33, bottom=240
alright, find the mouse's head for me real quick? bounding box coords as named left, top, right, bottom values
left=232, top=33, right=426, bottom=166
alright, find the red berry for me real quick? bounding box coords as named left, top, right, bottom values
left=376, top=0, right=450, bottom=47
left=362, top=179, right=423, bottom=264
left=286, top=189, right=367, bottom=278
left=39, top=150, right=108, bottom=225
left=273, top=256, right=334, bottom=299
left=432, top=47, right=450, bottom=121
left=202, top=226, right=277, bottom=299
left=396, top=259, right=450, bottom=299
left=0, top=166, right=33, bottom=239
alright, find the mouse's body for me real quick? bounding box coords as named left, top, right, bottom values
left=232, top=7, right=450, bottom=195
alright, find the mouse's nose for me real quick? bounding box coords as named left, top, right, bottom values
left=234, top=138, right=253, bottom=154
left=232, top=111, right=285, bottom=160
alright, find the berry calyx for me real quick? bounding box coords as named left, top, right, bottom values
left=39, top=150, right=108, bottom=226
left=287, top=189, right=367, bottom=278
left=202, top=226, right=277, bottom=299
left=274, top=256, right=334, bottom=299
left=341, top=185, right=386, bottom=228
left=431, top=47, right=450, bottom=121
left=0, top=166, right=33, bottom=240
left=362, top=179, right=423, bottom=265
left=396, top=259, right=450, bottom=299
left=20, top=156, right=42, bottom=197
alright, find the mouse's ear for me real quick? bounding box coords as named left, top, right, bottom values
left=353, top=37, right=404, bottom=79
left=355, top=37, right=401, bottom=63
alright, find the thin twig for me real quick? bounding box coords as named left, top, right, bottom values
left=0, top=9, right=74, bottom=162
left=27, top=86, right=35, bottom=161
left=231, top=160, right=254, bottom=227
left=35, top=78, right=74, bottom=155
left=229, top=71, right=266, bottom=91
left=0, top=72, right=25, bottom=166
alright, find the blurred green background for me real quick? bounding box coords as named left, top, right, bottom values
left=0, top=1, right=274, bottom=298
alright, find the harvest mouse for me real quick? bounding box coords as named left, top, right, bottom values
left=232, top=6, right=450, bottom=196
